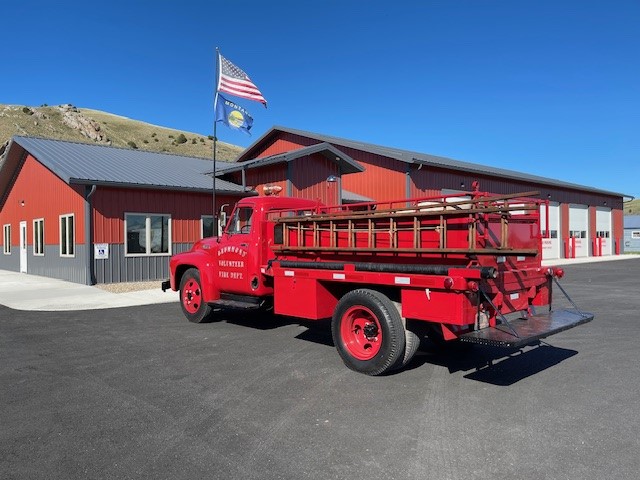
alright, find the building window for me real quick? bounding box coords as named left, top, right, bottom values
left=632, top=231, right=640, bottom=240
left=33, top=218, right=44, bottom=256
left=569, top=230, right=586, bottom=239
left=60, top=214, right=74, bottom=257
left=3, top=224, right=10, bottom=255
left=202, top=215, right=214, bottom=238
left=125, top=213, right=171, bottom=256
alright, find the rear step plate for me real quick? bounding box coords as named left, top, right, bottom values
left=459, top=309, right=594, bottom=348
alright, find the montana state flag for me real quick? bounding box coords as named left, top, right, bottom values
left=215, top=94, right=253, bottom=135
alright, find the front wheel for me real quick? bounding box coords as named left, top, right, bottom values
left=331, top=289, right=406, bottom=376
left=179, top=268, right=213, bottom=323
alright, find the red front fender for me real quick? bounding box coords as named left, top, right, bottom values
left=170, top=251, right=220, bottom=303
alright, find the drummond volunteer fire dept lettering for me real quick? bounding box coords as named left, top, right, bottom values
left=218, top=246, right=247, bottom=279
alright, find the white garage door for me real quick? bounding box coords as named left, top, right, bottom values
left=595, top=207, right=612, bottom=256
left=540, top=202, right=560, bottom=260
left=569, top=204, right=589, bottom=258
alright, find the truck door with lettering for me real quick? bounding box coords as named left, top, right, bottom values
left=217, top=205, right=253, bottom=294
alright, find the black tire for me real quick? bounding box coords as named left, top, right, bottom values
left=331, top=289, right=406, bottom=376
left=397, top=327, right=421, bottom=370
left=179, top=268, right=213, bottom=323
left=390, top=301, right=420, bottom=371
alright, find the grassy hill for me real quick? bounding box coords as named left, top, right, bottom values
left=0, top=104, right=243, bottom=161
left=624, top=199, right=640, bottom=215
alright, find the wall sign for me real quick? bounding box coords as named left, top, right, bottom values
left=95, top=243, right=109, bottom=260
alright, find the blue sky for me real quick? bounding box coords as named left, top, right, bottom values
left=1, top=0, right=638, bottom=197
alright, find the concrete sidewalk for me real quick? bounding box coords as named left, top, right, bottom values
left=1, top=255, right=638, bottom=312
left=0, top=270, right=178, bottom=311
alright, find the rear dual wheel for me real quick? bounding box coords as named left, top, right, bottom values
left=332, top=289, right=417, bottom=375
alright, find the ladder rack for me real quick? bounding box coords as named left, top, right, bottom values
left=271, top=191, right=542, bottom=257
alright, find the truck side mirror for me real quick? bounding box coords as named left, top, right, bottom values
left=219, top=211, right=227, bottom=230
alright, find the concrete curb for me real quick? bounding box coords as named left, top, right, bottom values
left=0, top=270, right=178, bottom=312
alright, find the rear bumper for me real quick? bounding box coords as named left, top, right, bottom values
left=459, top=308, right=594, bottom=348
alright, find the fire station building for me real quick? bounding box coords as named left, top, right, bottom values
left=0, top=128, right=628, bottom=284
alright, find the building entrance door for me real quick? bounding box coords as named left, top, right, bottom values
left=19, top=221, right=27, bottom=273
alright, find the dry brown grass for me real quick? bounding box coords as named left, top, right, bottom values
left=1, top=104, right=243, bottom=161
left=624, top=199, right=640, bottom=215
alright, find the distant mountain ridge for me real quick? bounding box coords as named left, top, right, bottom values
left=0, top=104, right=243, bottom=161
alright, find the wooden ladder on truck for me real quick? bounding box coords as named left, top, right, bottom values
left=271, top=191, right=542, bottom=257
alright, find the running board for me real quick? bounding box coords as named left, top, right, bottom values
left=459, top=309, right=594, bottom=348
left=211, top=294, right=267, bottom=310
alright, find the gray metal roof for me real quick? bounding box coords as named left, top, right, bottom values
left=342, top=189, right=374, bottom=203
left=219, top=142, right=364, bottom=175
left=10, top=136, right=247, bottom=194
left=624, top=215, right=640, bottom=229
left=240, top=126, right=627, bottom=198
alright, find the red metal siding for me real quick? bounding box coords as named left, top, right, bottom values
left=0, top=154, right=85, bottom=247
left=92, top=187, right=240, bottom=243
left=249, top=133, right=317, bottom=159
left=561, top=203, right=570, bottom=243
left=340, top=149, right=406, bottom=201
left=236, top=165, right=288, bottom=198
left=241, top=130, right=626, bottom=251
left=613, top=208, right=624, bottom=253
left=291, top=154, right=340, bottom=205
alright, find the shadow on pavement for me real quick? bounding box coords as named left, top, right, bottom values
left=408, top=342, right=578, bottom=385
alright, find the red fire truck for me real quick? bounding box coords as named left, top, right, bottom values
left=162, top=185, right=593, bottom=375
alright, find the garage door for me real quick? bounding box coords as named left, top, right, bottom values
left=540, top=202, right=560, bottom=260
left=568, top=204, right=589, bottom=258
left=595, top=207, right=612, bottom=256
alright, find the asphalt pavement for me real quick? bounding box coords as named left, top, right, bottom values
left=1, top=258, right=640, bottom=479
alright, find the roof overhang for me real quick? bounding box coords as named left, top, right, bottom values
left=220, top=142, right=364, bottom=176
left=67, top=178, right=257, bottom=196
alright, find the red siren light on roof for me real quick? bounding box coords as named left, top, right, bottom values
left=263, top=184, right=283, bottom=196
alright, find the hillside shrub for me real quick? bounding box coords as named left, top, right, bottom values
left=175, top=134, right=187, bottom=144
left=127, top=141, right=138, bottom=149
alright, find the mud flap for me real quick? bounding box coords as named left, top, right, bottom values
left=458, top=309, right=594, bottom=348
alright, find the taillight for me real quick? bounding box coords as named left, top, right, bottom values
left=444, top=277, right=454, bottom=289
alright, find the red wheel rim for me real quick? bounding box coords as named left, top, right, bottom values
left=340, top=305, right=382, bottom=360
left=182, top=278, right=202, bottom=314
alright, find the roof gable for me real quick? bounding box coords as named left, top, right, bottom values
left=222, top=142, right=363, bottom=175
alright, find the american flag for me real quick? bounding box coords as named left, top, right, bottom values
left=217, top=53, right=267, bottom=107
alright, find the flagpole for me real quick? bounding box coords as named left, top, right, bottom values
left=213, top=47, right=219, bottom=236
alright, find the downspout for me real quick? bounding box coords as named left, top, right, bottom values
left=84, top=185, right=97, bottom=285
left=286, top=162, right=293, bottom=197
left=406, top=164, right=412, bottom=206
